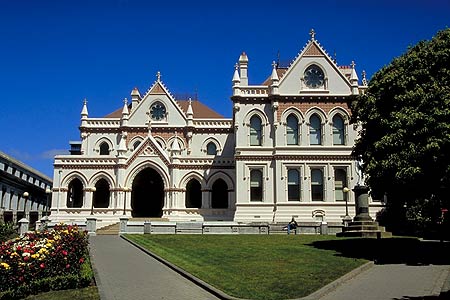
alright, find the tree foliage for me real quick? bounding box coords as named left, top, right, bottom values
left=352, top=29, right=450, bottom=234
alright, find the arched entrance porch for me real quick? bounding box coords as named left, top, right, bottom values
left=131, top=168, right=164, bottom=217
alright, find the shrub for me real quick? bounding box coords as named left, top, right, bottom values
left=0, top=222, right=17, bottom=242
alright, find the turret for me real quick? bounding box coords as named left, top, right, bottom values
left=131, top=87, right=141, bottom=109
left=238, top=52, right=248, bottom=86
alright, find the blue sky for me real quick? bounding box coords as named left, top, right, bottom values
left=0, top=0, right=449, bottom=179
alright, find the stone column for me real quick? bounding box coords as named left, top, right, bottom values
left=353, top=185, right=372, bottom=221
left=86, top=217, right=97, bottom=235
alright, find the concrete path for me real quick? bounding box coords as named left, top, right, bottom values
left=89, top=235, right=220, bottom=300
left=318, top=263, right=450, bottom=300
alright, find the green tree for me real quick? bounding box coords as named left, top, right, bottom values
left=352, top=28, right=450, bottom=236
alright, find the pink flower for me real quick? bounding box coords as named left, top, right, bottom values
left=40, top=263, right=45, bottom=269
left=66, top=264, right=70, bottom=269
left=79, top=258, right=84, bottom=264
left=62, top=250, right=68, bottom=256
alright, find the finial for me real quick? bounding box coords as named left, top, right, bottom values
left=272, top=61, right=277, bottom=69
left=234, top=63, right=239, bottom=70
left=351, top=61, right=356, bottom=69
left=156, top=71, right=161, bottom=81
left=362, top=70, right=368, bottom=86
left=309, top=29, right=316, bottom=40
left=83, top=98, right=87, bottom=105
left=123, top=97, right=128, bottom=105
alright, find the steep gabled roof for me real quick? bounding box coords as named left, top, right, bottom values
left=176, top=100, right=224, bottom=118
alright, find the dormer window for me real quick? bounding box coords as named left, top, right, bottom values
left=304, top=65, right=325, bottom=89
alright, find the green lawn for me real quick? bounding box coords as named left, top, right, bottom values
left=125, top=234, right=367, bottom=300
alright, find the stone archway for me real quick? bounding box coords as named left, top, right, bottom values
left=131, top=168, right=164, bottom=217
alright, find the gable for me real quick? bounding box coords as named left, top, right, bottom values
left=277, top=41, right=353, bottom=96
left=127, top=135, right=171, bottom=167
left=127, top=81, right=187, bottom=127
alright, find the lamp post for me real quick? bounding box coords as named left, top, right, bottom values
left=90, top=187, right=96, bottom=215
left=123, top=187, right=131, bottom=215
left=342, top=187, right=352, bottom=226
left=22, top=192, right=29, bottom=220
left=45, top=188, right=51, bottom=216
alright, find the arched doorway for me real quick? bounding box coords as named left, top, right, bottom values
left=211, top=179, right=228, bottom=208
left=67, top=178, right=83, bottom=208
left=185, top=178, right=202, bottom=208
left=93, top=179, right=110, bottom=208
left=131, top=168, right=164, bottom=217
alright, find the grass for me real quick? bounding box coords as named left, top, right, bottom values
left=23, top=286, right=100, bottom=300
left=125, top=234, right=367, bottom=300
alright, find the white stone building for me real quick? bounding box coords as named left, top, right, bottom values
left=51, top=31, right=382, bottom=227
left=0, top=151, right=52, bottom=225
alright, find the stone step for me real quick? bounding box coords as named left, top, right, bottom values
left=348, top=221, right=379, bottom=226
left=96, top=222, right=120, bottom=235
left=129, top=217, right=170, bottom=222
left=342, top=225, right=382, bottom=232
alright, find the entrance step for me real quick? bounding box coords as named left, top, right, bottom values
left=96, top=222, right=120, bottom=235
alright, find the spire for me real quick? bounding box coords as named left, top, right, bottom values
left=121, top=98, right=129, bottom=126
left=232, top=63, right=240, bottom=83
left=81, top=98, right=88, bottom=117
left=270, top=61, right=279, bottom=95
left=122, top=98, right=129, bottom=116
left=187, top=98, right=193, bottom=117
left=270, top=61, right=279, bottom=81
left=361, top=70, right=368, bottom=86
left=350, top=61, right=359, bottom=95
left=81, top=98, right=88, bottom=127
left=117, top=132, right=127, bottom=159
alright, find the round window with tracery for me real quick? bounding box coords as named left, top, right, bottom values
left=150, top=102, right=166, bottom=121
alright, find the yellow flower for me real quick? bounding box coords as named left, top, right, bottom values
left=31, top=253, right=40, bottom=259
left=1, top=262, right=10, bottom=270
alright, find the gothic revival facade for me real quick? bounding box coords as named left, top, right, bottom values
left=51, top=32, right=381, bottom=227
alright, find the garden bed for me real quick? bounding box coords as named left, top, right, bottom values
left=0, top=224, right=94, bottom=300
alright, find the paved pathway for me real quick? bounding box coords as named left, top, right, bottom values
left=89, top=235, right=220, bottom=300
left=318, top=263, right=450, bottom=300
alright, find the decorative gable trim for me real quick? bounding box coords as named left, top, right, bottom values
left=303, top=43, right=324, bottom=56
left=126, top=135, right=171, bottom=167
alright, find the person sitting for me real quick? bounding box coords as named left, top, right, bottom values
left=287, top=217, right=298, bottom=235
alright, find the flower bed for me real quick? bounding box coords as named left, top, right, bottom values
left=0, top=224, right=93, bottom=299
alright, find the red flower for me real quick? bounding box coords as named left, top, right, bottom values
left=79, top=258, right=84, bottom=264
left=62, top=250, right=68, bottom=256
left=40, top=263, right=45, bottom=269
left=23, top=256, right=29, bottom=262
left=66, top=264, right=70, bottom=269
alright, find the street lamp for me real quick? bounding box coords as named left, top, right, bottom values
left=45, top=188, right=51, bottom=216
left=90, top=187, right=97, bottom=215
left=342, top=187, right=352, bottom=226
left=123, top=187, right=131, bottom=215
left=22, top=192, right=29, bottom=219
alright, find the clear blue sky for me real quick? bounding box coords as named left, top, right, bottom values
left=0, top=0, right=449, bottom=179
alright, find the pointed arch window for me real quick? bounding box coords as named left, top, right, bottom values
left=250, top=115, right=262, bottom=146
left=250, top=169, right=263, bottom=201
left=185, top=179, right=202, bottom=208
left=99, top=142, right=110, bottom=155
left=67, top=178, right=83, bottom=208
left=309, top=114, right=322, bottom=145
left=286, top=114, right=299, bottom=145
left=287, top=169, right=301, bottom=201
left=93, top=179, right=110, bottom=208
left=206, top=142, right=217, bottom=155
left=211, top=179, right=228, bottom=208
left=311, top=169, right=324, bottom=201
left=133, top=140, right=141, bottom=150
left=333, top=115, right=345, bottom=145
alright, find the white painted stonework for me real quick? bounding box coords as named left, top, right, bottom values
left=51, top=32, right=382, bottom=227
